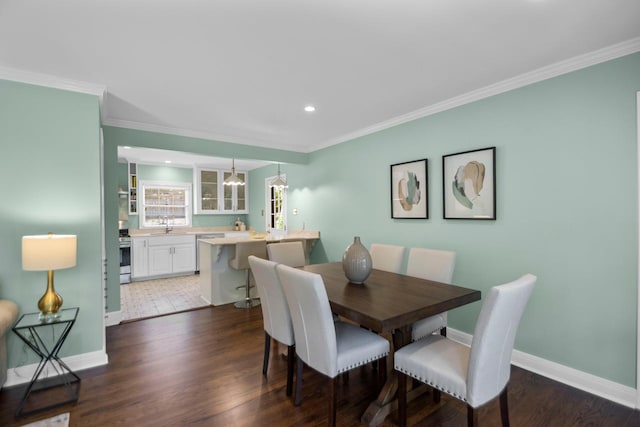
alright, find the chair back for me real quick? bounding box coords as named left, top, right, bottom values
left=248, top=256, right=294, bottom=346
left=370, top=243, right=405, bottom=274
left=267, top=241, right=306, bottom=267
left=406, top=247, right=456, bottom=283
left=466, top=274, right=536, bottom=407
left=276, top=264, right=338, bottom=377
left=229, top=240, right=267, bottom=270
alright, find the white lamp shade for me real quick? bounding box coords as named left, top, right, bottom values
left=22, top=234, right=77, bottom=271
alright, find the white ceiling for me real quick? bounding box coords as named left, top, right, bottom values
left=1, top=0, right=640, bottom=154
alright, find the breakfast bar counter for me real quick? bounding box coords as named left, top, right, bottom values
left=198, top=231, right=320, bottom=306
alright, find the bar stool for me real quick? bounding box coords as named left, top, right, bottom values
left=229, top=240, right=268, bottom=308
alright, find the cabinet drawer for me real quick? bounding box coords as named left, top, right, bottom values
left=147, top=234, right=195, bottom=246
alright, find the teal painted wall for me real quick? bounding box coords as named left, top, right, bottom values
left=0, top=80, right=104, bottom=365
left=249, top=52, right=640, bottom=387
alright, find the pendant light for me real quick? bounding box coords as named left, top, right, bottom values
left=269, top=163, right=288, bottom=188
left=223, top=158, right=245, bottom=186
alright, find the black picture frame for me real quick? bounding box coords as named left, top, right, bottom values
left=390, top=159, right=428, bottom=219
left=442, top=147, right=496, bottom=220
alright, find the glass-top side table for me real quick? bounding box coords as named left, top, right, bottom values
left=12, top=307, right=81, bottom=417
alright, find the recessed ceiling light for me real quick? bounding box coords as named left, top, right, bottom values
left=304, top=105, right=316, bottom=113
left=165, top=160, right=172, bottom=164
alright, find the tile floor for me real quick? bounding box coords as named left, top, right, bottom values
left=120, top=274, right=209, bottom=321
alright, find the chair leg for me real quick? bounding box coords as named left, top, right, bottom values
left=500, top=386, right=510, bottom=427
left=467, top=404, right=478, bottom=427
left=262, top=332, right=271, bottom=375
left=377, top=356, right=386, bottom=388
left=328, top=376, right=338, bottom=427
left=342, top=370, right=349, bottom=385
left=432, top=325, right=443, bottom=402
left=286, top=345, right=295, bottom=397
left=397, top=371, right=407, bottom=427
left=294, top=358, right=304, bottom=406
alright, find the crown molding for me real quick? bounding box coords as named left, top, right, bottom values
left=0, top=65, right=106, bottom=101
left=314, top=37, right=640, bottom=152
left=0, top=66, right=107, bottom=122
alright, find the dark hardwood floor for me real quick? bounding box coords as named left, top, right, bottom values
left=0, top=305, right=638, bottom=426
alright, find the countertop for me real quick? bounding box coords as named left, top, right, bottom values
left=128, top=227, right=319, bottom=241
left=199, top=230, right=320, bottom=245
left=129, top=226, right=243, bottom=237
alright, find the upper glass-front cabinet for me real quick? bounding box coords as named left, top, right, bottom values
left=222, top=170, right=247, bottom=213
left=195, top=168, right=248, bottom=214
left=199, top=169, right=219, bottom=213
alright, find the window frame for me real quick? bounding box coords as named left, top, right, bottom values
left=139, top=180, right=193, bottom=229
left=265, top=175, right=287, bottom=231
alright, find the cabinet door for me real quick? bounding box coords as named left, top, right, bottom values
left=172, top=243, right=196, bottom=273
left=221, top=170, right=248, bottom=213
left=222, top=170, right=234, bottom=212
left=148, top=245, right=173, bottom=276
left=235, top=172, right=248, bottom=213
left=131, top=238, right=148, bottom=278
left=196, top=168, right=220, bottom=214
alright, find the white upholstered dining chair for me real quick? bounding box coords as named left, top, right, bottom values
left=267, top=241, right=306, bottom=267
left=248, top=255, right=295, bottom=396
left=370, top=243, right=405, bottom=274
left=406, top=247, right=457, bottom=340
left=276, top=264, right=390, bottom=426
left=395, top=274, right=536, bottom=427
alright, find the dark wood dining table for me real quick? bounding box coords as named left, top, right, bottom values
left=302, top=262, right=481, bottom=427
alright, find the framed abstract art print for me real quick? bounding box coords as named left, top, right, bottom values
left=443, top=147, right=496, bottom=220
left=391, top=159, right=428, bottom=219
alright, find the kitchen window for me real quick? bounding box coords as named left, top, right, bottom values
left=140, top=181, right=192, bottom=229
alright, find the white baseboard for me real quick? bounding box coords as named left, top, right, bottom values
left=447, top=328, right=637, bottom=409
left=105, top=310, right=122, bottom=327
left=5, top=350, right=109, bottom=387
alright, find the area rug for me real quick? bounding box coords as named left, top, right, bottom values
left=20, top=412, right=69, bottom=427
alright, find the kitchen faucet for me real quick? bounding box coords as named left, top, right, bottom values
left=164, top=216, right=173, bottom=233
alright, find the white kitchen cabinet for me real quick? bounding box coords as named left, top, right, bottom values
left=221, top=169, right=248, bottom=214
left=131, top=237, right=149, bottom=278
left=194, top=168, right=220, bottom=214
left=194, top=167, right=248, bottom=214
left=148, top=245, right=173, bottom=276
left=131, top=234, right=195, bottom=280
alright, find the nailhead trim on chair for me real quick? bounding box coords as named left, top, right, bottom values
left=337, top=352, right=389, bottom=374
left=395, top=366, right=468, bottom=402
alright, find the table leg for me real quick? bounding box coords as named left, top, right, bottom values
left=15, top=323, right=81, bottom=417
left=361, top=325, right=411, bottom=427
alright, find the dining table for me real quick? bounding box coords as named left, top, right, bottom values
left=302, top=262, right=481, bottom=427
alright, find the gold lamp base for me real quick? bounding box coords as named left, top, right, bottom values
left=38, top=270, right=63, bottom=321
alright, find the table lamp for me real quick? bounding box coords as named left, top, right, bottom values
left=22, top=233, right=77, bottom=320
